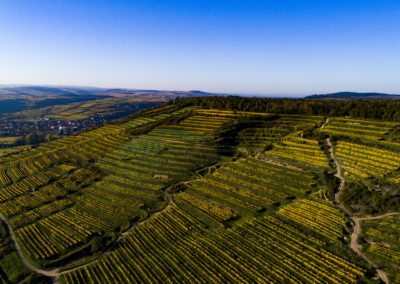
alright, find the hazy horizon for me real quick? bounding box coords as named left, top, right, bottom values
left=1, top=0, right=399, bottom=94
left=1, top=84, right=400, bottom=99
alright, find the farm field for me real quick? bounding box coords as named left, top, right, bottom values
left=8, top=97, right=166, bottom=122
left=0, top=100, right=398, bottom=283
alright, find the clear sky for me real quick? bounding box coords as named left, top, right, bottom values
left=0, top=0, right=399, bottom=96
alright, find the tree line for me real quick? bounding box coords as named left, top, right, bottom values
left=170, top=96, right=400, bottom=121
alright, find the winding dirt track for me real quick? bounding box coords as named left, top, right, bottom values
left=0, top=191, right=173, bottom=282
left=326, top=137, right=394, bottom=284
left=0, top=214, right=60, bottom=280
left=2, top=127, right=398, bottom=283
left=0, top=161, right=219, bottom=282
left=61, top=189, right=173, bottom=275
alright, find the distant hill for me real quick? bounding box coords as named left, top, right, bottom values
left=0, top=85, right=218, bottom=114
left=96, top=89, right=216, bottom=99
left=305, top=92, right=400, bottom=100
left=0, top=86, right=99, bottom=98
left=0, top=86, right=217, bottom=99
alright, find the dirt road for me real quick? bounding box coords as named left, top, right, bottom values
left=326, top=137, right=391, bottom=284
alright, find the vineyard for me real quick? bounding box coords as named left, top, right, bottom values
left=334, top=141, right=400, bottom=181
left=278, top=197, right=346, bottom=240
left=11, top=97, right=167, bottom=122
left=319, top=117, right=400, bottom=148
left=0, top=103, right=398, bottom=283
left=359, top=215, right=400, bottom=284
left=267, top=131, right=330, bottom=168
left=60, top=206, right=366, bottom=284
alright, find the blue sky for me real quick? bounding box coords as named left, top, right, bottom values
left=0, top=0, right=399, bottom=96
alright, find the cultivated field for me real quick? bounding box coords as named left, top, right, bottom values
left=0, top=103, right=398, bottom=283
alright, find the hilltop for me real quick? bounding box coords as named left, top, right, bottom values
left=305, top=92, right=400, bottom=100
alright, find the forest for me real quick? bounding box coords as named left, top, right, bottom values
left=172, top=96, right=400, bottom=121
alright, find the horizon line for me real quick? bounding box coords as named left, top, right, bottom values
left=0, top=84, right=399, bottom=98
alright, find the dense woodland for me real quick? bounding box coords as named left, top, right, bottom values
left=340, top=182, right=400, bottom=215
left=172, top=96, right=400, bottom=121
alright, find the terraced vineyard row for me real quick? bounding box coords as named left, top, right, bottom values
left=0, top=219, right=43, bottom=283
left=334, top=141, right=400, bottom=180
left=267, top=132, right=330, bottom=168
left=320, top=117, right=400, bottom=148
left=0, top=107, right=205, bottom=267
left=237, top=126, right=289, bottom=149
left=0, top=106, right=390, bottom=283
left=0, top=107, right=194, bottom=186
left=60, top=205, right=366, bottom=284
left=360, top=215, right=400, bottom=283
left=278, top=197, right=346, bottom=240
left=179, top=155, right=317, bottom=223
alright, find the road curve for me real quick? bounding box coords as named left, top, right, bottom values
left=0, top=214, right=59, bottom=280
left=0, top=161, right=218, bottom=281
left=60, top=164, right=217, bottom=274
left=61, top=189, right=173, bottom=275
left=355, top=212, right=400, bottom=284
left=4, top=137, right=397, bottom=283
left=0, top=189, right=174, bottom=280
left=326, top=137, right=391, bottom=284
